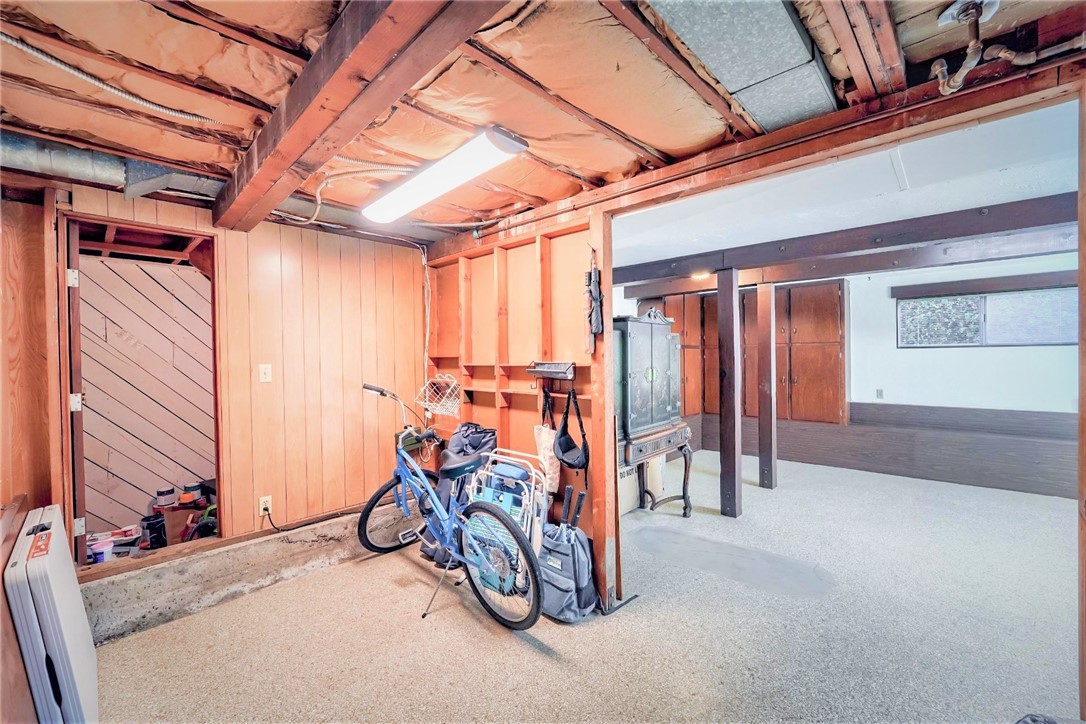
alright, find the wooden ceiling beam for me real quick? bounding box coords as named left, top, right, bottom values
left=393, top=101, right=602, bottom=189
left=142, top=0, right=309, bottom=67
left=0, top=20, right=271, bottom=117
left=599, top=0, right=759, bottom=138
left=213, top=0, right=504, bottom=231
left=821, top=0, right=880, bottom=101
left=622, top=223, right=1078, bottom=298
left=172, top=235, right=205, bottom=265
left=845, top=0, right=907, bottom=95
left=614, top=192, right=1078, bottom=284
left=458, top=40, right=670, bottom=169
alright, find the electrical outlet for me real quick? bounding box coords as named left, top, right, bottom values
left=875, top=388, right=884, bottom=400
left=258, top=364, right=272, bottom=383
left=259, top=496, right=272, bottom=518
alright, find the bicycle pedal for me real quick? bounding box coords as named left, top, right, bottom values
left=398, top=529, right=419, bottom=544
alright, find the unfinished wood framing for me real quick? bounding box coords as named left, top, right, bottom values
left=427, top=214, right=618, bottom=603
left=717, top=268, right=742, bottom=518
left=756, top=282, right=777, bottom=489
left=598, top=0, right=758, bottom=138
left=432, top=56, right=1086, bottom=261
left=458, top=41, right=670, bottom=169
left=213, top=1, right=503, bottom=230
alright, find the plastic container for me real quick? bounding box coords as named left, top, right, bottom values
left=90, top=540, right=114, bottom=563
left=156, top=487, right=178, bottom=507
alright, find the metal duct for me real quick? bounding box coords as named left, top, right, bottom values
left=650, top=0, right=837, bottom=131
left=0, top=132, right=443, bottom=243
left=0, top=132, right=125, bottom=186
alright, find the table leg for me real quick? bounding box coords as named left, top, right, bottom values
left=637, top=462, right=648, bottom=509
left=680, top=444, right=693, bottom=518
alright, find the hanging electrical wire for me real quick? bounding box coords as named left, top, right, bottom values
left=0, top=31, right=223, bottom=125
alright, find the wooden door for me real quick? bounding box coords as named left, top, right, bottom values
left=742, top=345, right=758, bottom=416
left=775, top=287, right=790, bottom=344
left=682, top=348, right=703, bottom=415
left=66, top=220, right=87, bottom=561
left=663, top=294, right=684, bottom=336
left=702, top=295, right=719, bottom=414
left=789, top=344, right=845, bottom=423
left=789, top=282, right=842, bottom=343
left=683, top=294, right=701, bottom=347
left=776, top=343, right=790, bottom=419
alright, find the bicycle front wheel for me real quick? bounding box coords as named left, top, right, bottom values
left=458, top=501, right=542, bottom=630
left=357, top=472, right=434, bottom=553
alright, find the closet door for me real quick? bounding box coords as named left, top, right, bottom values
left=789, top=344, right=845, bottom=423
left=786, top=281, right=846, bottom=424
left=702, top=295, right=719, bottom=414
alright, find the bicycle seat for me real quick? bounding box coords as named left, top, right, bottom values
left=439, top=450, right=485, bottom=480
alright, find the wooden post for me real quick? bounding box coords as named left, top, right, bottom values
left=1077, top=81, right=1085, bottom=723
left=756, top=282, right=777, bottom=488
left=717, top=268, right=742, bottom=517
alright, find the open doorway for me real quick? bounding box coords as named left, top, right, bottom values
left=66, top=217, right=218, bottom=565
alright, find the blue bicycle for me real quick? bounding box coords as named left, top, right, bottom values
left=356, top=383, right=542, bottom=630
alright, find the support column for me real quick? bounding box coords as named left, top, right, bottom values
left=1076, top=82, right=1085, bottom=722
left=717, top=268, right=742, bottom=517
left=756, top=282, right=777, bottom=489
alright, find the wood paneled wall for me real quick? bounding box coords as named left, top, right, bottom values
left=0, top=200, right=52, bottom=508
left=79, top=258, right=215, bottom=532
left=70, top=188, right=426, bottom=537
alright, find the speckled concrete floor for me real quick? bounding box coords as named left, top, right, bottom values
left=96, top=453, right=1079, bottom=723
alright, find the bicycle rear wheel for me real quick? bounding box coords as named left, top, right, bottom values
left=458, top=501, right=542, bottom=630
left=357, top=472, right=435, bottom=553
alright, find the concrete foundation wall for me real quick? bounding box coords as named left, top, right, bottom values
left=81, top=515, right=363, bottom=644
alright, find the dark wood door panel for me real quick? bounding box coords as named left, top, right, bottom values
left=789, top=343, right=845, bottom=423
left=683, top=347, right=703, bottom=415
left=776, top=287, right=789, bottom=344
left=740, top=289, right=756, bottom=346
left=790, top=282, right=841, bottom=344
left=664, top=294, right=684, bottom=337
left=703, top=294, right=718, bottom=349
left=703, top=344, right=719, bottom=414
left=777, top=343, right=790, bottom=420
left=683, top=293, right=702, bottom=347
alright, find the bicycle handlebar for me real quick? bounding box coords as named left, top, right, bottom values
left=362, top=383, right=394, bottom=398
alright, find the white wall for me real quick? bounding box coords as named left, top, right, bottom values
left=847, top=248, right=1078, bottom=413
left=613, top=287, right=640, bottom=317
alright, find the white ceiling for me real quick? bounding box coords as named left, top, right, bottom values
left=612, top=100, right=1080, bottom=268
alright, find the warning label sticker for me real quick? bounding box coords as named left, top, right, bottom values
left=27, top=531, right=51, bottom=560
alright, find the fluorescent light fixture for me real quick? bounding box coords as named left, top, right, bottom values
left=361, top=129, right=528, bottom=224
left=691, top=271, right=711, bottom=280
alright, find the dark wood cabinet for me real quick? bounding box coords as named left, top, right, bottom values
left=706, top=280, right=846, bottom=425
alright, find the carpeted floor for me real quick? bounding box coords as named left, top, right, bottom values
left=96, top=453, right=1080, bottom=723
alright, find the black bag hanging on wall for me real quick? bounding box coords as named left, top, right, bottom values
left=554, top=389, right=589, bottom=476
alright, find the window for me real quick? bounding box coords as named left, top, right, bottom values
left=897, top=287, right=1077, bottom=348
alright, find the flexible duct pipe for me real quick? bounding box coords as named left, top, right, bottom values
left=0, top=32, right=222, bottom=125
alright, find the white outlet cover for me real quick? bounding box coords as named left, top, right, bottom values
left=258, top=364, right=272, bottom=383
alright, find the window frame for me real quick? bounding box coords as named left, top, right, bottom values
left=895, top=286, right=1078, bottom=350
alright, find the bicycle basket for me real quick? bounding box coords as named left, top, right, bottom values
left=414, top=374, right=461, bottom=417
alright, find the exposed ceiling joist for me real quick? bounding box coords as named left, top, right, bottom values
left=846, top=0, right=907, bottom=95
left=393, top=100, right=602, bottom=189
left=142, top=0, right=309, bottom=67
left=821, top=0, right=880, bottom=100
left=0, top=72, right=247, bottom=150
left=213, top=0, right=505, bottom=231
left=599, top=0, right=759, bottom=139
left=458, top=40, right=670, bottom=169
left=79, top=240, right=189, bottom=260
left=0, top=20, right=272, bottom=116
left=173, top=235, right=206, bottom=265
left=614, top=192, right=1079, bottom=284
left=623, top=223, right=1077, bottom=298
